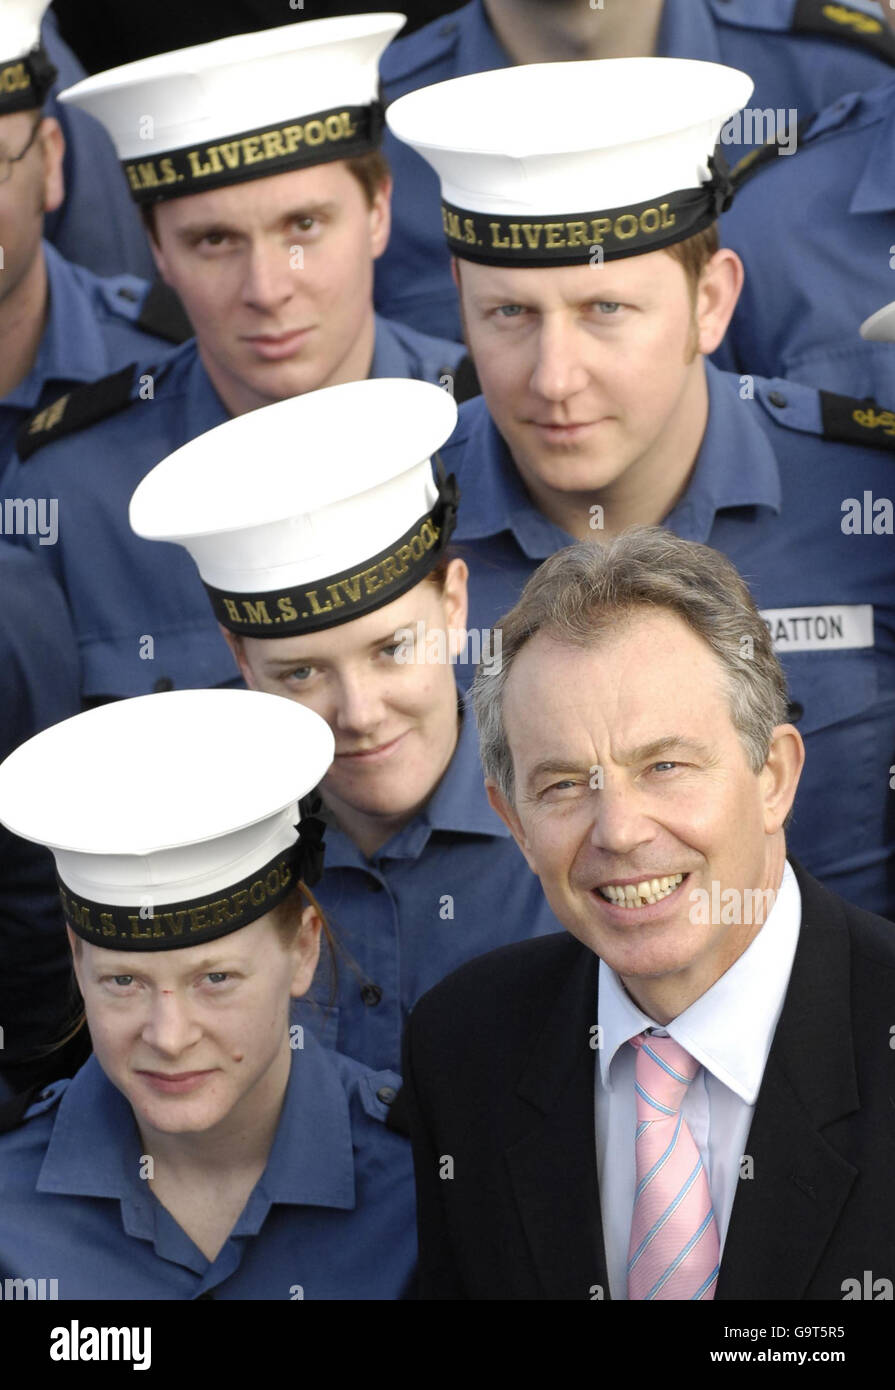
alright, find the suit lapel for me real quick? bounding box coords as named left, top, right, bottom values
left=717, top=862, right=860, bottom=1298
left=504, top=943, right=611, bottom=1300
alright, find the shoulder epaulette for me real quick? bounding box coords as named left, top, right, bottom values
left=819, top=390, right=895, bottom=451
left=756, top=378, right=895, bottom=450
left=16, top=363, right=144, bottom=462
left=729, top=114, right=815, bottom=189
left=789, top=0, right=895, bottom=63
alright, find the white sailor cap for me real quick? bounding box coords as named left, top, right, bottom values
left=0, top=1, right=56, bottom=115
left=0, top=689, right=334, bottom=952
left=58, top=12, right=404, bottom=205
left=860, top=300, right=895, bottom=341
left=386, top=58, right=753, bottom=267
left=129, top=377, right=459, bottom=640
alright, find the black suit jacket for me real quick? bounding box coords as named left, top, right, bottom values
left=401, top=861, right=895, bottom=1299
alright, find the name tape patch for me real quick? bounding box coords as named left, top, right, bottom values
left=123, top=103, right=383, bottom=203
left=439, top=155, right=733, bottom=266
left=760, top=604, right=874, bottom=652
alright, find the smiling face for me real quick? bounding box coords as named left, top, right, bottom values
left=150, top=158, right=390, bottom=416
left=488, top=609, right=800, bottom=1015
left=226, top=562, right=468, bottom=842
left=71, top=909, right=319, bottom=1137
left=456, top=247, right=740, bottom=535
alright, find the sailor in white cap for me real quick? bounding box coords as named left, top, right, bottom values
left=129, top=377, right=563, bottom=1073
left=0, top=0, right=175, bottom=481
left=3, top=13, right=471, bottom=704
left=0, top=688, right=417, bottom=1300
left=385, top=57, right=895, bottom=923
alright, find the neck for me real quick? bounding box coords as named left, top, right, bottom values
left=484, top=0, right=665, bottom=64
left=523, top=360, right=710, bottom=543
left=621, top=845, right=788, bottom=1026
left=136, top=1037, right=291, bottom=1180
left=324, top=709, right=461, bottom=859
left=198, top=310, right=378, bottom=418
left=0, top=246, right=48, bottom=398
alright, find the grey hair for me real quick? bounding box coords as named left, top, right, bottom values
left=472, top=527, right=789, bottom=804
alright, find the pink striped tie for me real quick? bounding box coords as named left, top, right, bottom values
left=626, top=1032, right=720, bottom=1301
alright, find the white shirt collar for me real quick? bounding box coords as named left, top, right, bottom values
left=598, top=860, right=801, bottom=1103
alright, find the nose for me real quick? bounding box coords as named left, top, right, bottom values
left=141, top=989, right=202, bottom=1059
left=332, top=670, right=387, bottom=740
left=241, top=237, right=296, bottom=314
left=529, top=313, right=591, bottom=402
left=587, top=771, right=658, bottom=858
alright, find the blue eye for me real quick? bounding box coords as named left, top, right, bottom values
left=113, top=975, right=133, bottom=987
left=596, top=302, right=621, bottom=314
left=497, top=304, right=525, bottom=317
left=206, top=972, right=229, bottom=985
left=287, top=666, right=313, bottom=682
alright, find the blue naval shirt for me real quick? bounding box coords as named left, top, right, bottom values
left=376, top=0, right=895, bottom=342
left=716, top=78, right=895, bottom=399
left=40, top=13, right=155, bottom=281
left=0, top=241, right=175, bottom=483
left=295, top=703, right=563, bottom=1073
left=2, top=314, right=466, bottom=703
left=0, top=1038, right=416, bottom=1299
left=440, top=364, right=895, bottom=920
left=0, top=550, right=80, bottom=1096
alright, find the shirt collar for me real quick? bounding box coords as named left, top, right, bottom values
left=848, top=87, right=895, bottom=216
left=459, top=2, right=512, bottom=72
left=37, top=1034, right=356, bottom=1213
left=658, top=0, right=721, bottom=61
left=451, top=399, right=573, bottom=558
left=321, top=697, right=508, bottom=868
left=664, top=362, right=782, bottom=541
left=369, top=313, right=407, bottom=379
left=599, top=860, right=801, bottom=1104
left=6, top=242, right=115, bottom=410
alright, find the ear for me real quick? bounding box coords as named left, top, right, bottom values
left=221, top=626, right=258, bottom=688
left=760, top=723, right=805, bottom=835
left=289, top=902, right=322, bottom=998
left=485, top=779, right=538, bottom=874
left=441, top=557, right=469, bottom=638
left=368, top=174, right=392, bottom=261
left=694, top=247, right=744, bottom=355
left=37, top=116, right=65, bottom=215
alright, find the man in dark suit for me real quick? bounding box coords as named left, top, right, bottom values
left=401, top=528, right=895, bottom=1300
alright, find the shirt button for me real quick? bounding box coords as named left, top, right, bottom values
left=768, top=390, right=788, bottom=409
left=376, top=1085, right=398, bottom=1106
left=360, top=983, right=383, bottom=1007
left=153, top=677, right=174, bottom=692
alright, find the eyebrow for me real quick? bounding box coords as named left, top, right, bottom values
left=264, top=627, right=405, bottom=672
left=523, top=736, right=714, bottom=791
left=93, top=955, right=241, bottom=978
left=175, top=202, right=337, bottom=241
